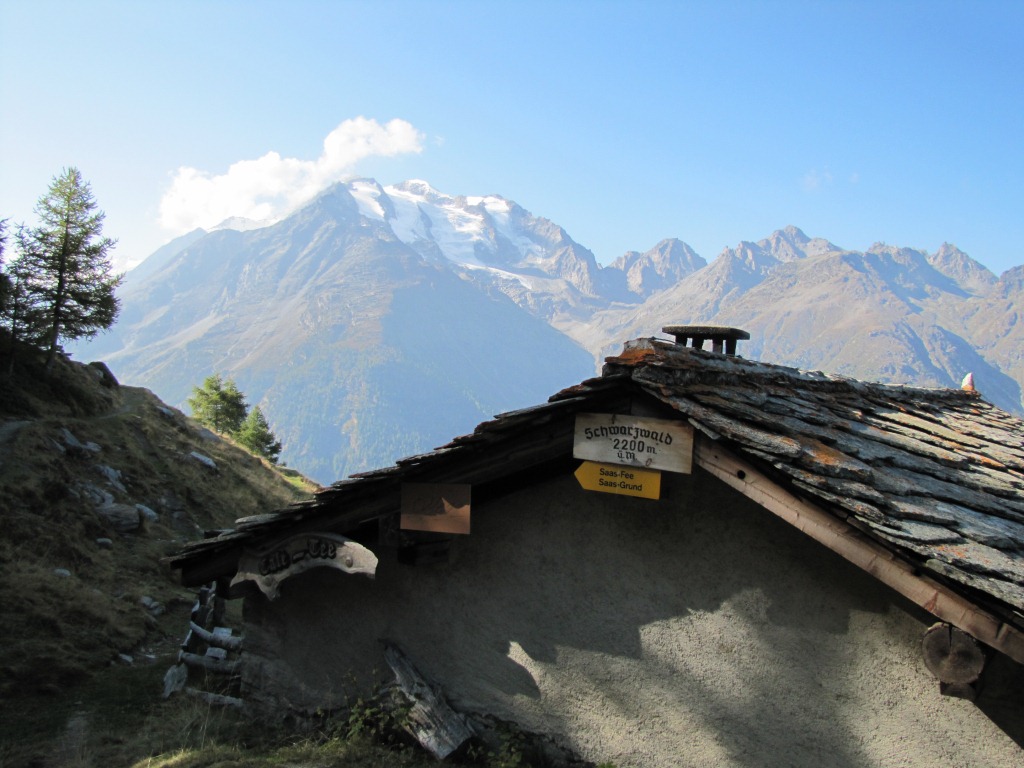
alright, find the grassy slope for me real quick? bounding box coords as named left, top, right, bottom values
left=0, top=344, right=320, bottom=765
left=0, top=346, right=586, bottom=768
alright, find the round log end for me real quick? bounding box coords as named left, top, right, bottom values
left=922, top=623, right=985, bottom=685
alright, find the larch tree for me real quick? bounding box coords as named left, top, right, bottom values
left=235, top=405, right=283, bottom=464
left=17, top=168, right=122, bottom=370
left=188, top=374, right=248, bottom=434
left=188, top=375, right=284, bottom=462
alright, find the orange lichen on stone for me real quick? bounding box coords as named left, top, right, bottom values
left=969, top=453, right=1008, bottom=470
left=934, top=543, right=972, bottom=562
left=799, top=438, right=871, bottom=479
left=607, top=346, right=659, bottom=366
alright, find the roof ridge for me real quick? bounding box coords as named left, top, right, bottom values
left=603, top=337, right=982, bottom=405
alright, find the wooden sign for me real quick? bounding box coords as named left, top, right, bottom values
left=574, top=461, right=661, bottom=500
left=231, top=533, right=377, bottom=600
left=573, top=413, right=693, bottom=473
left=401, top=483, right=471, bottom=534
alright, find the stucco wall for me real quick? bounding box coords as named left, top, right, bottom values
left=241, top=469, right=1023, bottom=767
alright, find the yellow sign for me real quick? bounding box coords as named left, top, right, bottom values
left=574, top=461, right=661, bottom=500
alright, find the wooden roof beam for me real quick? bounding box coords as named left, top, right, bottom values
left=694, top=437, right=1024, bottom=665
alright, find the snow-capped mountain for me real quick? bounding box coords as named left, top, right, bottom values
left=77, top=181, right=607, bottom=482
left=74, top=179, right=1024, bottom=482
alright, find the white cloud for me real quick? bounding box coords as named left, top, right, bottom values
left=158, top=117, right=424, bottom=233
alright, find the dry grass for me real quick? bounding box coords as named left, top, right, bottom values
left=1, top=656, right=439, bottom=768
left=0, top=344, right=318, bottom=763
left=0, top=348, right=579, bottom=768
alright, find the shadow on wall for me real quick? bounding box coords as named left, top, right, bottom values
left=976, top=653, right=1024, bottom=748
left=247, top=470, right=1021, bottom=767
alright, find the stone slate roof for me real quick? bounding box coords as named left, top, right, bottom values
left=170, top=336, right=1024, bottom=633
left=606, top=339, right=1024, bottom=625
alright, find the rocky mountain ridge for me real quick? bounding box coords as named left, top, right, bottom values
left=574, top=227, right=1024, bottom=413
left=73, top=179, right=1024, bottom=483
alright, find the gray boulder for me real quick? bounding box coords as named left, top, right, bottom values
left=77, top=482, right=114, bottom=507
left=95, top=464, right=127, bottom=493
left=60, top=427, right=101, bottom=455
left=97, top=503, right=142, bottom=533
left=137, top=504, right=158, bottom=523
left=189, top=451, right=217, bottom=471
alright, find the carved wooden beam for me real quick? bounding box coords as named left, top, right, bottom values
left=230, top=532, right=378, bottom=600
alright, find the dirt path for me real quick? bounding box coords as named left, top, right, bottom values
left=96, top=386, right=150, bottom=420
left=0, top=386, right=150, bottom=453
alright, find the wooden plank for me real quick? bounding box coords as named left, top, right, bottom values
left=162, top=663, right=188, bottom=698
left=189, top=621, right=243, bottom=652
left=401, top=483, right=471, bottom=534
left=381, top=640, right=474, bottom=760
left=178, top=651, right=240, bottom=675
left=694, top=438, right=1024, bottom=665
left=574, top=413, right=693, bottom=472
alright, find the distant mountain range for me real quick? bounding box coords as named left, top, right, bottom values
left=74, top=179, right=1024, bottom=482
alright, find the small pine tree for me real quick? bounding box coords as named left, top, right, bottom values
left=235, top=405, right=283, bottom=464
left=187, top=373, right=248, bottom=434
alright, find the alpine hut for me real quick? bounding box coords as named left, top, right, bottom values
left=169, top=327, right=1024, bottom=767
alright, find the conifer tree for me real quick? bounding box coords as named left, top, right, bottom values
left=235, top=405, right=283, bottom=464
left=17, top=168, right=121, bottom=370
left=187, top=374, right=248, bottom=434
left=0, top=218, right=8, bottom=313
left=2, top=224, right=49, bottom=372
left=1, top=248, right=45, bottom=373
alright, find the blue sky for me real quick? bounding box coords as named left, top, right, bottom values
left=1, top=1, right=1021, bottom=273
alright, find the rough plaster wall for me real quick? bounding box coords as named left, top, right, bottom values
left=242, top=470, right=1023, bottom=767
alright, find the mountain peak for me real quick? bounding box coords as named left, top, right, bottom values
left=210, top=215, right=275, bottom=232
left=928, top=242, right=996, bottom=295
left=775, top=225, right=810, bottom=244
left=390, top=178, right=446, bottom=202
left=608, top=238, right=706, bottom=297
left=397, top=178, right=436, bottom=192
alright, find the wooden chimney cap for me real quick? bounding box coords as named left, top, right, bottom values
left=662, top=325, right=750, bottom=356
